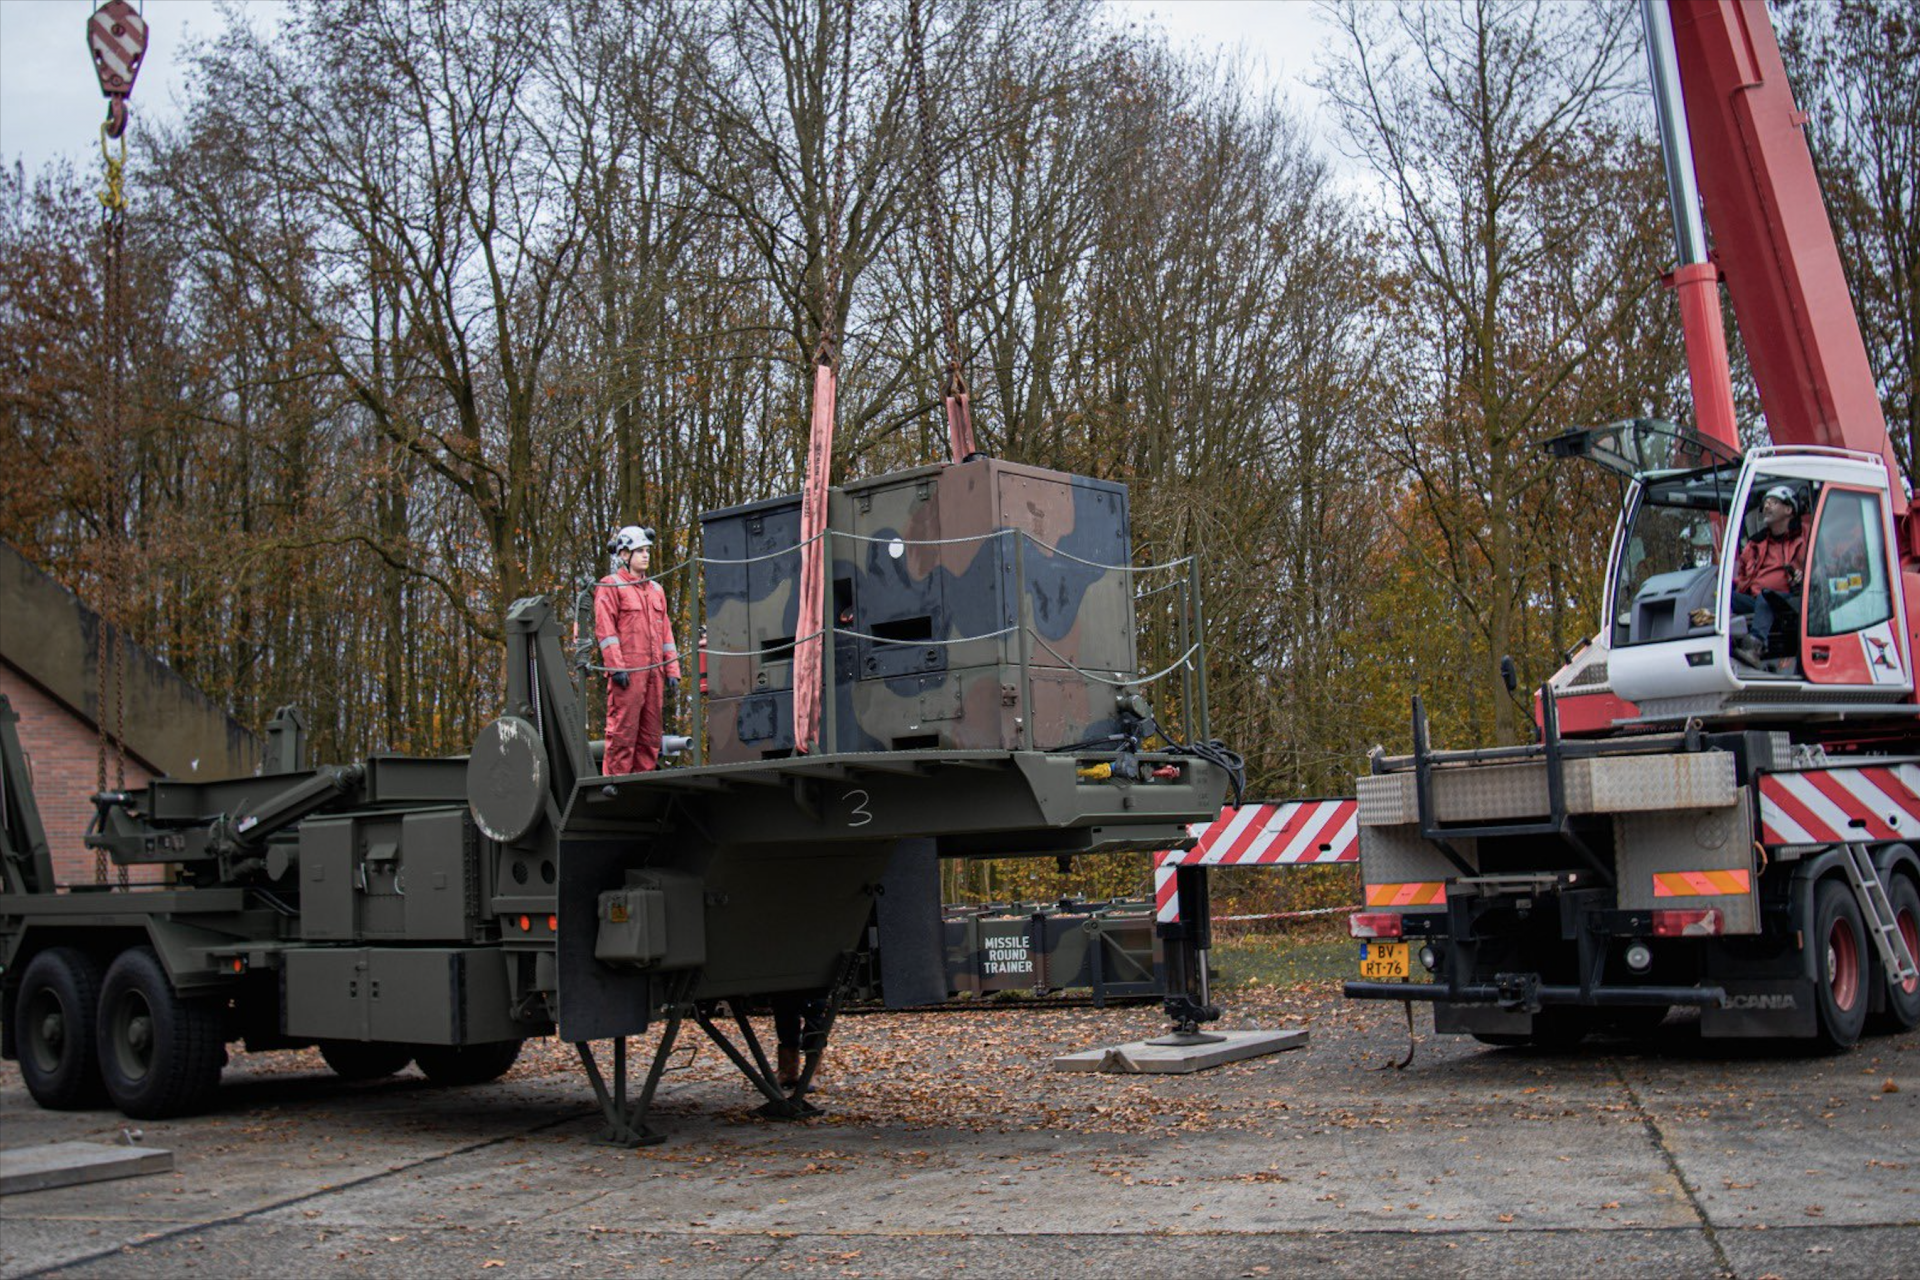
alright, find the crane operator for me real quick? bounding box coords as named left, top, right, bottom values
left=1730, top=484, right=1808, bottom=665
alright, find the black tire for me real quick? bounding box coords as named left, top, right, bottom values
left=412, top=1039, right=522, bottom=1086
left=96, top=946, right=227, bottom=1119
left=1865, top=872, right=1920, bottom=1036
left=318, top=1040, right=414, bottom=1080
left=1810, top=878, right=1868, bottom=1053
left=16, top=947, right=107, bottom=1109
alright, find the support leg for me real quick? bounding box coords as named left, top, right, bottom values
left=573, top=972, right=698, bottom=1146
left=692, top=1004, right=820, bottom=1120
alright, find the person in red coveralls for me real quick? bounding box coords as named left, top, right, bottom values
left=1731, top=484, right=1808, bottom=664
left=595, top=525, right=681, bottom=775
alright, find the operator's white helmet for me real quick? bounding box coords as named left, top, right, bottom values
left=609, top=525, right=655, bottom=553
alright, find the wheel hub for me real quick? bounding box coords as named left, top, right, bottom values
left=127, top=1015, right=153, bottom=1054
left=38, top=1010, right=64, bottom=1049
left=1828, top=918, right=1860, bottom=1009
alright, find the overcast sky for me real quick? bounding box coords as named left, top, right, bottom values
left=1, top=0, right=1342, bottom=177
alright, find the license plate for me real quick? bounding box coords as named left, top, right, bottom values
left=1359, top=941, right=1409, bottom=980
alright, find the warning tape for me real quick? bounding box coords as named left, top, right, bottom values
left=1212, top=905, right=1360, bottom=924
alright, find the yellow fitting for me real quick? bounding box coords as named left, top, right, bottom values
left=96, top=122, right=128, bottom=212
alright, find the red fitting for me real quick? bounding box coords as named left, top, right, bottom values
left=1652, top=908, right=1723, bottom=937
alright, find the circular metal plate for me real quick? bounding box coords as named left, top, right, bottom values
left=467, top=716, right=548, bottom=844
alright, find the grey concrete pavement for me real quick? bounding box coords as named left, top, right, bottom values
left=2, top=990, right=1913, bottom=1278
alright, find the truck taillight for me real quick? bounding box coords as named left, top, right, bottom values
left=1350, top=912, right=1403, bottom=939
left=1652, top=908, right=1723, bottom=937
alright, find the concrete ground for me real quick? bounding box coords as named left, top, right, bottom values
left=2, top=987, right=1914, bottom=1279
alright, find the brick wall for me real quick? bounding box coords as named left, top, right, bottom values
left=2, top=661, right=160, bottom=886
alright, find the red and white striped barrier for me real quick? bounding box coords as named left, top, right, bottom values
left=1154, top=799, right=1358, bottom=923
left=1758, top=764, right=1920, bottom=846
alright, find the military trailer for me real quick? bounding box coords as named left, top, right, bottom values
left=0, top=461, right=1233, bottom=1143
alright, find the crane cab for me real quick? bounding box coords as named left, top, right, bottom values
left=1550, top=419, right=1914, bottom=726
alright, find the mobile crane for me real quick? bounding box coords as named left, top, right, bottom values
left=1344, top=0, right=1918, bottom=1050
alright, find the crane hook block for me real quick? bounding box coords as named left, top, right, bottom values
left=88, top=1, right=149, bottom=133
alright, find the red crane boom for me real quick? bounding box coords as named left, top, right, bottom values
left=1669, top=1, right=1912, bottom=541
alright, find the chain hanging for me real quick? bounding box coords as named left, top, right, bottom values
left=88, top=0, right=146, bottom=887
left=905, top=0, right=978, bottom=460
left=814, top=0, right=856, bottom=370
left=93, top=612, right=110, bottom=884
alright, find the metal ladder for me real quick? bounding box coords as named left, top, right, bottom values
left=1841, top=843, right=1917, bottom=985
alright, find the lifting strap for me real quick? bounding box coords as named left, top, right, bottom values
left=792, top=0, right=855, bottom=756
left=906, top=0, right=978, bottom=462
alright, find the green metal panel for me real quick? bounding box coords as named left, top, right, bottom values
left=366, top=949, right=458, bottom=1042
left=400, top=809, right=480, bottom=941
left=282, top=948, right=370, bottom=1040
left=298, top=819, right=356, bottom=941
left=282, top=947, right=523, bottom=1045
left=0, top=695, right=55, bottom=896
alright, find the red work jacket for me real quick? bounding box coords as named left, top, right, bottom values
left=1734, top=524, right=1807, bottom=596
left=593, top=569, right=682, bottom=681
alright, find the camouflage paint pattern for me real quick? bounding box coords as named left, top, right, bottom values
left=700, top=459, right=1139, bottom=762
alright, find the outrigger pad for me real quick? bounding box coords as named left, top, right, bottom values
left=1052, top=1028, right=1308, bottom=1074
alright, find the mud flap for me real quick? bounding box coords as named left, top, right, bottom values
left=1701, top=978, right=1816, bottom=1037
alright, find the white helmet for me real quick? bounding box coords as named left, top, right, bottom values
left=609, top=525, right=654, bottom=553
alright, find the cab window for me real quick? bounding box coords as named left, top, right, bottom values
left=1608, top=463, right=1738, bottom=647
left=1805, top=489, right=1893, bottom=638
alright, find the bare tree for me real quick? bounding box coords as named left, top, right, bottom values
left=1779, top=0, right=1920, bottom=480
left=1319, top=0, right=1664, bottom=744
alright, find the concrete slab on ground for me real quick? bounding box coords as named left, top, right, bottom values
left=1051, top=1027, right=1308, bottom=1073
left=0, top=1142, right=173, bottom=1197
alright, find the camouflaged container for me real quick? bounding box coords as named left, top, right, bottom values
left=700, top=458, right=1137, bottom=762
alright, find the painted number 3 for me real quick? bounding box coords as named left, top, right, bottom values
left=845, top=789, right=872, bottom=827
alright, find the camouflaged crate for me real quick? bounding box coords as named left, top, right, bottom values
left=700, top=458, right=1138, bottom=761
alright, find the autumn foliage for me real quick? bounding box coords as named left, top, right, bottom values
left=3, top=0, right=1907, bottom=911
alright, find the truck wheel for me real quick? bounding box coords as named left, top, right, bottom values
left=1864, top=873, right=1920, bottom=1036
left=17, top=947, right=107, bottom=1109
left=412, top=1040, right=522, bottom=1086
left=318, top=1041, right=414, bottom=1080
left=1811, top=879, right=1868, bottom=1053
left=96, top=947, right=226, bottom=1119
